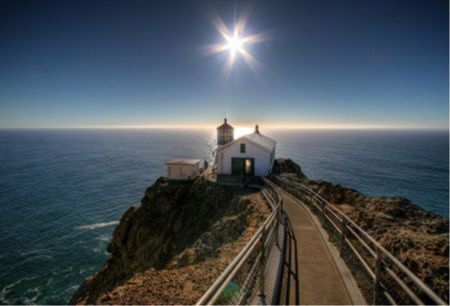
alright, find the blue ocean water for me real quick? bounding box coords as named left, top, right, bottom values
left=0, top=129, right=448, bottom=304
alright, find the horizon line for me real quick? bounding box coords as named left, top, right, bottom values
left=0, top=123, right=448, bottom=130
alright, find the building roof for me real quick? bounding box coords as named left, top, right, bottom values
left=218, top=130, right=276, bottom=153
left=166, top=159, right=201, bottom=165
left=243, top=132, right=276, bottom=152
left=216, top=118, right=234, bottom=130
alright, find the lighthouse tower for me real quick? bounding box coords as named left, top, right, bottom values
left=217, top=118, right=234, bottom=147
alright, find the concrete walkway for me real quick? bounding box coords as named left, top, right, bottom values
left=280, top=189, right=353, bottom=305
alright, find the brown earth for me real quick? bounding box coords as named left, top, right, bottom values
left=70, top=176, right=269, bottom=305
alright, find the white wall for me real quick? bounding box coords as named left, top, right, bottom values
left=218, top=140, right=273, bottom=176
left=167, top=163, right=199, bottom=180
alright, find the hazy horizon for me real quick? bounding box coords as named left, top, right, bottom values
left=0, top=123, right=448, bottom=131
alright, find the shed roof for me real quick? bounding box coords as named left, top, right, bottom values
left=166, top=159, right=201, bottom=165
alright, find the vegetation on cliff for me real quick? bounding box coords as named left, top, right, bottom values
left=273, top=158, right=449, bottom=301
left=70, top=176, right=269, bottom=304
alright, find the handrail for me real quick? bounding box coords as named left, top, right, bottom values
left=196, top=178, right=285, bottom=305
left=273, top=175, right=446, bottom=305
left=196, top=223, right=264, bottom=305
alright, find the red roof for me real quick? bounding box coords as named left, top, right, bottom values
left=216, top=118, right=234, bottom=130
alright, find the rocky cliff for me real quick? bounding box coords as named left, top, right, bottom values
left=70, top=176, right=269, bottom=304
left=273, top=158, right=449, bottom=301
left=272, top=158, right=307, bottom=179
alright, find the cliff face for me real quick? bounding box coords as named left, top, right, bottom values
left=274, top=158, right=449, bottom=301
left=70, top=177, right=269, bottom=304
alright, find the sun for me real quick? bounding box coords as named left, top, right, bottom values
left=203, top=9, right=271, bottom=79
left=225, top=33, right=244, bottom=55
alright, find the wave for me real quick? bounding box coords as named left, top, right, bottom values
left=0, top=276, right=39, bottom=304
left=95, top=234, right=111, bottom=241
left=23, top=287, right=42, bottom=305
left=76, top=221, right=119, bottom=230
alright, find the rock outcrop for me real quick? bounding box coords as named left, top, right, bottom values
left=70, top=177, right=269, bottom=304
left=274, top=158, right=449, bottom=302
left=272, top=158, right=307, bottom=179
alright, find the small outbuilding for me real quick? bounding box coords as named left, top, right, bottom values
left=166, top=159, right=201, bottom=180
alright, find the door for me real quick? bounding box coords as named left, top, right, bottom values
left=231, top=158, right=244, bottom=175
left=231, top=158, right=255, bottom=176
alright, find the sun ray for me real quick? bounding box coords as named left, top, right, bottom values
left=239, top=49, right=265, bottom=75
left=211, top=14, right=232, bottom=40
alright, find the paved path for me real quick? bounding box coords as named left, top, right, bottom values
left=280, top=189, right=353, bottom=305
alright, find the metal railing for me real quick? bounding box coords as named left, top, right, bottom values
left=273, top=175, right=447, bottom=305
left=196, top=178, right=287, bottom=305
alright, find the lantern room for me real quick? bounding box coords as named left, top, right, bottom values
left=217, top=118, right=234, bottom=146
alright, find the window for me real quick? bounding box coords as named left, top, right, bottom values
left=240, top=143, right=246, bottom=153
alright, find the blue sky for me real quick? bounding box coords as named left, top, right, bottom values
left=0, top=0, right=448, bottom=129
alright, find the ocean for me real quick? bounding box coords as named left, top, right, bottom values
left=0, top=129, right=448, bottom=304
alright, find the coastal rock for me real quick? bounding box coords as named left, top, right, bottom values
left=272, top=158, right=307, bottom=179
left=70, top=176, right=269, bottom=304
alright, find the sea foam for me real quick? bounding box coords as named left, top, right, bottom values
left=76, top=221, right=119, bottom=230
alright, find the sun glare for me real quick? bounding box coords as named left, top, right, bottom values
left=234, top=127, right=254, bottom=138
left=203, top=8, right=271, bottom=79
left=225, top=33, right=244, bottom=55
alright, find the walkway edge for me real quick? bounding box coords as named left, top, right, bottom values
left=280, top=189, right=367, bottom=305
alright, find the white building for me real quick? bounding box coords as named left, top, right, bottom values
left=215, top=118, right=276, bottom=177
left=166, top=159, right=201, bottom=180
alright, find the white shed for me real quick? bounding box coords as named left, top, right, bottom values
left=214, top=122, right=276, bottom=177
left=166, top=159, right=201, bottom=180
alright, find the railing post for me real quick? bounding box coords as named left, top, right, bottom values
left=259, top=226, right=267, bottom=304
left=339, top=218, right=346, bottom=256
left=373, top=246, right=382, bottom=305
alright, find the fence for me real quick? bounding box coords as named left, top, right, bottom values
left=196, top=178, right=287, bottom=305
left=273, top=175, right=446, bottom=305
